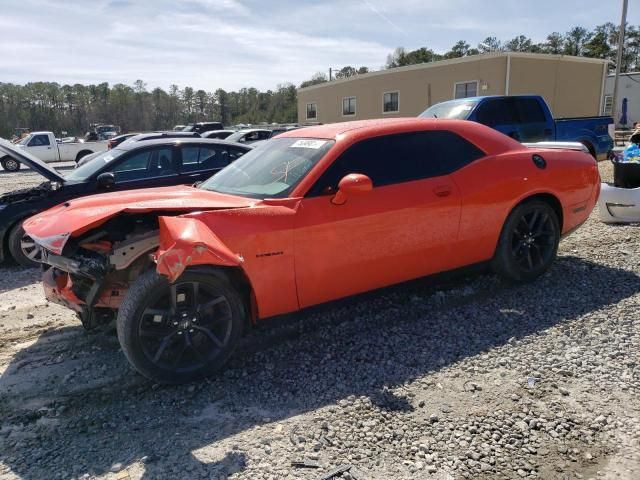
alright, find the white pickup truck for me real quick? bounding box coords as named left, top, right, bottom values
left=0, top=131, right=108, bottom=171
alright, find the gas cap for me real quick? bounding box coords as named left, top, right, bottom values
left=532, top=154, right=546, bottom=169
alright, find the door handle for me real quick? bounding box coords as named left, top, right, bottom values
left=433, top=185, right=452, bottom=197
left=47, top=147, right=52, bottom=149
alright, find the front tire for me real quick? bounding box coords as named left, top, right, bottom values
left=117, top=269, right=245, bottom=384
left=8, top=222, right=41, bottom=267
left=1, top=156, right=20, bottom=172
left=492, top=200, right=560, bottom=283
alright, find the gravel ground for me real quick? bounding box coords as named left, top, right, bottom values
left=0, top=161, right=639, bottom=480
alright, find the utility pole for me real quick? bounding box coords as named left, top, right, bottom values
left=329, top=68, right=333, bottom=82
left=612, top=0, right=628, bottom=126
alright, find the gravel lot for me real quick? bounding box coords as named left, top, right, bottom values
left=0, top=162, right=639, bottom=480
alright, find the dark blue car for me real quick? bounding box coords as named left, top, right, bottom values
left=0, top=138, right=252, bottom=267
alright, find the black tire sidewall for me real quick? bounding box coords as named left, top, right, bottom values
left=7, top=222, right=39, bottom=268
left=493, top=201, right=560, bottom=283
left=117, top=269, right=245, bottom=384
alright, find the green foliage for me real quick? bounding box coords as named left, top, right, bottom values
left=386, top=23, right=640, bottom=72
left=0, top=81, right=299, bottom=137
left=299, top=72, right=328, bottom=89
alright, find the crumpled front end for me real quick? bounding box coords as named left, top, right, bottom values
left=155, top=216, right=243, bottom=282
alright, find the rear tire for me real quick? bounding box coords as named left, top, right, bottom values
left=1, top=157, right=20, bottom=172
left=75, top=150, right=92, bottom=163
left=8, top=222, right=41, bottom=267
left=117, top=269, right=245, bottom=384
left=492, top=200, right=560, bottom=283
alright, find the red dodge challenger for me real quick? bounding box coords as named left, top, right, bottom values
left=23, top=119, right=600, bottom=383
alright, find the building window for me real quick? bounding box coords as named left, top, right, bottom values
left=342, top=96, right=356, bottom=116
left=454, top=81, right=478, bottom=99
left=603, top=95, right=613, bottom=116
left=306, top=102, right=317, bottom=120
left=383, top=91, right=399, bottom=113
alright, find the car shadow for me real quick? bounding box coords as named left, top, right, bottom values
left=0, top=266, right=42, bottom=293
left=1, top=256, right=639, bottom=479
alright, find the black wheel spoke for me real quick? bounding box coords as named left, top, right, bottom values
left=533, top=212, right=549, bottom=235
left=137, top=278, right=233, bottom=374
left=185, top=332, right=207, bottom=364
left=143, top=307, right=171, bottom=318
left=152, top=333, right=176, bottom=363
left=198, top=296, right=226, bottom=313
left=193, top=325, right=224, bottom=348
left=170, top=284, right=178, bottom=314
left=171, top=341, right=189, bottom=366
left=527, top=211, right=539, bottom=231
left=525, top=249, right=534, bottom=270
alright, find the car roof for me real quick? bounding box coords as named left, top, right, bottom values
left=112, top=138, right=252, bottom=151
left=233, top=129, right=270, bottom=134
left=276, top=118, right=522, bottom=154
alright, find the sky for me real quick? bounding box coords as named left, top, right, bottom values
left=0, top=0, right=638, bottom=92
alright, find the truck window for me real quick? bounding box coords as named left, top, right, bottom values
left=513, top=98, right=546, bottom=123
left=29, top=134, right=50, bottom=147
left=475, top=99, right=516, bottom=127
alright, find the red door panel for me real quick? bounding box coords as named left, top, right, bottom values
left=293, top=176, right=461, bottom=308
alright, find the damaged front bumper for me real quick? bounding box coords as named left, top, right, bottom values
left=41, top=249, right=128, bottom=317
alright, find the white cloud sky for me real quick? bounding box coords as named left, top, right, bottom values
left=0, top=0, right=637, bottom=92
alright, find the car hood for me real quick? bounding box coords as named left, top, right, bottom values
left=0, top=140, right=66, bottom=183
left=23, top=185, right=256, bottom=254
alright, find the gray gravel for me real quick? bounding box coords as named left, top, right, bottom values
left=0, top=161, right=639, bottom=479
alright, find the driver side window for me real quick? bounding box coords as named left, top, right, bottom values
left=29, top=134, right=50, bottom=147
left=112, top=147, right=175, bottom=182
left=308, top=132, right=447, bottom=196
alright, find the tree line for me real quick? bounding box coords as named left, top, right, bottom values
left=0, top=81, right=297, bottom=138
left=1, top=23, right=638, bottom=138
left=384, top=23, right=640, bottom=70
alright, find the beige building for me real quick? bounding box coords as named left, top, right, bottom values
left=297, top=52, right=609, bottom=124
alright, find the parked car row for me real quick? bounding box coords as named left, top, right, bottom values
left=0, top=122, right=296, bottom=171
left=0, top=116, right=601, bottom=384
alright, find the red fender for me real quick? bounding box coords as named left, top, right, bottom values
left=155, top=216, right=242, bottom=282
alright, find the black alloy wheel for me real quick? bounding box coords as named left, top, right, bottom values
left=510, top=209, right=556, bottom=272
left=493, top=200, right=560, bottom=282
left=117, top=270, right=244, bottom=383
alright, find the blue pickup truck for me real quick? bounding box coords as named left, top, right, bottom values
left=419, top=95, right=614, bottom=160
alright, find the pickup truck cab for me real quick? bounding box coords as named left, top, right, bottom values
left=1, top=131, right=108, bottom=171
left=419, top=95, right=614, bottom=160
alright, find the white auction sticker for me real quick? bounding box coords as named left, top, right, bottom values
left=290, top=139, right=327, bottom=149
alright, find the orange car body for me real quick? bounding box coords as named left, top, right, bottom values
left=24, top=119, right=600, bottom=321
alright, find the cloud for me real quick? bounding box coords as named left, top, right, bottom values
left=0, top=0, right=638, bottom=91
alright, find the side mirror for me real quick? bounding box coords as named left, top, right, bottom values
left=97, top=172, right=115, bottom=189
left=331, top=173, right=373, bottom=205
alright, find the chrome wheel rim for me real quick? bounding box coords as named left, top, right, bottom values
left=21, top=234, right=41, bottom=262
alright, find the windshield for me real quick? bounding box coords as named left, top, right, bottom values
left=199, top=137, right=334, bottom=198
left=182, top=125, right=195, bottom=132
left=17, top=134, right=33, bottom=146
left=419, top=99, right=479, bottom=119
left=225, top=131, right=251, bottom=143
left=65, top=149, right=126, bottom=181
